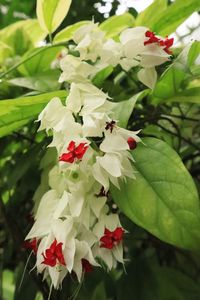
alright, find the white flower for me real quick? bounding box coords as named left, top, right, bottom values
left=119, top=27, right=171, bottom=88
left=120, top=27, right=147, bottom=60
left=37, top=97, right=68, bottom=132
left=66, top=82, right=114, bottom=137
left=99, top=39, right=122, bottom=67
left=93, top=151, right=135, bottom=190
left=73, top=240, right=99, bottom=281
left=73, top=23, right=105, bottom=62
left=67, top=82, right=108, bottom=114
left=59, top=55, right=97, bottom=83
left=120, top=27, right=170, bottom=67
left=36, top=218, right=76, bottom=289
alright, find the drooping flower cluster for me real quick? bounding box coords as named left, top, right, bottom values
left=25, top=22, right=173, bottom=289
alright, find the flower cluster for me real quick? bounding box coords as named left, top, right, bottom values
left=25, top=22, right=173, bottom=289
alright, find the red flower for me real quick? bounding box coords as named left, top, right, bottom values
left=100, top=227, right=124, bottom=249
left=42, top=239, right=66, bottom=267
left=144, top=30, right=160, bottom=45
left=59, top=141, right=88, bottom=163
left=127, top=137, right=137, bottom=150
left=144, top=30, right=173, bottom=54
left=23, top=238, right=38, bottom=255
left=82, top=259, right=93, bottom=273
left=159, top=36, right=174, bottom=54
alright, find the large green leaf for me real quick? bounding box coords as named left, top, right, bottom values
left=150, top=0, right=200, bottom=36
left=54, top=20, right=91, bottom=43
left=0, top=90, right=67, bottom=138
left=36, top=0, right=72, bottom=34
left=111, top=137, right=200, bottom=250
left=99, top=13, right=135, bottom=38
left=135, top=0, right=167, bottom=28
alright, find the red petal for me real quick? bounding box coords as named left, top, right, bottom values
left=104, top=228, right=113, bottom=238
left=55, top=243, right=66, bottom=266
left=50, top=239, right=57, bottom=252
left=67, top=141, right=76, bottom=152
left=59, top=152, right=75, bottom=163
left=113, top=227, right=124, bottom=242
left=42, top=252, right=57, bottom=267
left=82, top=259, right=93, bottom=273
left=127, top=137, right=137, bottom=150
left=23, top=238, right=38, bottom=254
left=100, top=235, right=114, bottom=249
left=74, top=143, right=88, bottom=159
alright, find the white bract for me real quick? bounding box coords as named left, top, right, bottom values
left=26, top=21, right=173, bottom=289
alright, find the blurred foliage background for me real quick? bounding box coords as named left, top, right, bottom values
left=0, top=1, right=200, bottom=300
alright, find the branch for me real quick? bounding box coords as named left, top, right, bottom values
left=156, top=123, right=200, bottom=152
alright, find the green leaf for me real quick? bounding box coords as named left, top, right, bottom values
left=166, top=88, right=200, bottom=104
left=188, top=41, right=200, bottom=67
left=9, top=72, right=61, bottom=92
left=92, top=66, right=113, bottom=88
left=18, top=46, right=64, bottom=76
left=152, top=43, right=199, bottom=104
left=117, top=258, right=200, bottom=300
left=151, top=0, right=200, bottom=36
left=0, top=42, right=13, bottom=65
left=2, top=270, right=15, bottom=300
left=0, top=90, right=67, bottom=138
left=188, top=41, right=200, bottom=75
left=54, top=20, right=91, bottom=43
left=36, top=0, right=72, bottom=34
left=112, top=90, right=149, bottom=128
left=99, top=13, right=135, bottom=38
left=0, top=19, right=46, bottom=55
left=91, top=282, right=107, bottom=300
left=135, top=0, right=167, bottom=28
left=111, top=137, right=200, bottom=250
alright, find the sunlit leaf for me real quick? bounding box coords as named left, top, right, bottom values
left=135, top=0, right=167, bottom=28
left=54, top=20, right=91, bottom=43
left=151, top=0, right=200, bottom=36
left=36, top=0, right=72, bottom=34
left=0, top=90, right=67, bottom=138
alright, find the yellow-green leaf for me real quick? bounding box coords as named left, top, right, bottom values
left=36, top=0, right=72, bottom=34
left=0, top=90, right=67, bottom=138
left=99, top=13, right=135, bottom=38
left=54, top=21, right=91, bottom=43
left=135, top=0, right=167, bottom=28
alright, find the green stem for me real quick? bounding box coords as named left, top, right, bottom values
left=49, top=33, right=53, bottom=44
left=0, top=42, right=66, bottom=79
